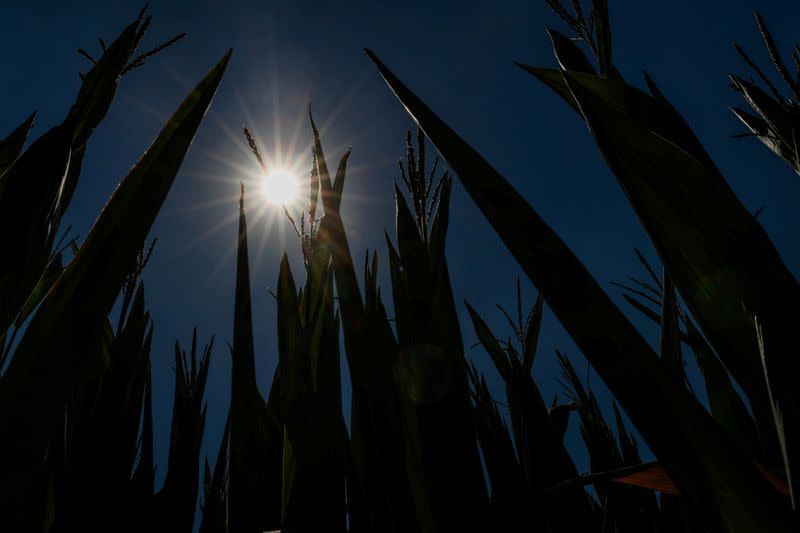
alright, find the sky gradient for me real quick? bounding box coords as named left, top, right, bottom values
left=2, top=0, right=799, bottom=498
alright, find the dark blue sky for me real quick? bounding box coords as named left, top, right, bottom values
left=2, top=0, right=799, bottom=491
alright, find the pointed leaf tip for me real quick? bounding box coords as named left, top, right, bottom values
left=309, top=105, right=318, bottom=134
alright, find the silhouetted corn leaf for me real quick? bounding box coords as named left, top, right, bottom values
left=466, top=303, right=513, bottom=380
left=621, top=293, right=662, bottom=325
left=331, top=147, right=350, bottom=214
left=617, top=267, right=764, bottom=463
left=611, top=403, right=642, bottom=469
left=627, top=436, right=662, bottom=531
left=548, top=402, right=573, bottom=443
left=466, top=303, right=598, bottom=531
left=0, top=112, right=36, bottom=180
left=547, top=28, right=597, bottom=74
left=517, top=66, right=580, bottom=111
left=67, top=21, right=139, bottom=151
left=686, top=319, right=762, bottom=460
left=0, top=252, right=63, bottom=370
left=200, top=415, right=231, bottom=533
left=386, top=143, right=489, bottom=533
left=591, top=0, right=612, bottom=76
left=0, top=50, right=231, bottom=520
left=365, top=48, right=798, bottom=531
left=659, top=271, right=685, bottom=385
left=559, top=352, right=662, bottom=533
left=154, top=330, right=212, bottom=532
left=0, top=120, right=72, bottom=335
left=310, top=118, right=416, bottom=530
left=53, top=282, right=152, bottom=532
left=640, top=71, right=712, bottom=163
left=229, top=188, right=282, bottom=533
left=277, top=254, right=347, bottom=533
left=130, top=356, right=155, bottom=530
left=427, top=177, right=451, bottom=274
left=271, top=132, right=350, bottom=531
left=345, top=255, right=417, bottom=532
left=467, top=364, right=531, bottom=533
left=11, top=253, right=64, bottom=331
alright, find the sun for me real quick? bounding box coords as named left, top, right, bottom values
left=260, top=167, right=300, bottom=206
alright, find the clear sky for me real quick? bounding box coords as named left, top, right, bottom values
left=2, top=0, right=799, bottom=497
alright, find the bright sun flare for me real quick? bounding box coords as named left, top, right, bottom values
left=260, top=168, right=299, bottom=206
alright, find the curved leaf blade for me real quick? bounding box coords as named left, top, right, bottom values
left=0, top=112, right=36, bottom=180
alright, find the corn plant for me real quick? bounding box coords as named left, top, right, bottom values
left=223, top=116, right=690, bottom=533
left=227, top=121, right=501, bottom=533
left=731, top=10, right=800, bottom=175
left=8, top=2, right=800, bottom=532
left=466, top=283, right=598, bottom=529
left=466, top=284, right=600, bottom=532
left=0, top=7, right=230, bottom=530
left=224, top=184, right=283, bottom=533
left=365, top=0, right=800, bottom=530
left=218, top=115, right=353, bottom=533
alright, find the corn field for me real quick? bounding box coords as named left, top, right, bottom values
left=0, top=2, right=798, bottom=532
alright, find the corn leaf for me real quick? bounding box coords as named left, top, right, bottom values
left=228, top=189, right=282, bottom=532
left=591, top=0, right=612, bottom=76
left=131, top=357, right=155, bottom=530
left=659, top=271, right=685, bottom=385
left=331, top=148, right=350, bottom=213
left=153, top=331, right=211, bottom=532
left=465, top=303, right=512, bottom=380
left=685, top=319, right=761, bottom=460
left=522, top=293, right=544, bottom=373
left=385, top=140, right=489, bottom=531
left=427, top=177, right=451, bottom=273
left=468, top=366, right=532, bottom=532
left=11, top=253, right=64, bottom=331
left=199, top=414, right=231, bottom=533
left=559, top=353, right=657, bottom=532
left=467, top=300, right=597, bottom=531
left=615, top=282, right=726, bottom=450
left=547, top=28, right=596, bottom=74
left=314, top=126, right=417, bottom=529
left=548, top=402, right=573, bottom=443
left=56, top=18, right=140, bottom=229
left=516, top=66, right=580, bottom=112
left=277, top=256, right=347, bottom=533
left=0, top=112, right=36, bottom=180
left=0, top=120, right=72, bottom=335
left=0, top=252, right=64, bottom=370
left=53, top=282, right=153, bottom=531
left=730, top=105, right=796, bottom=167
